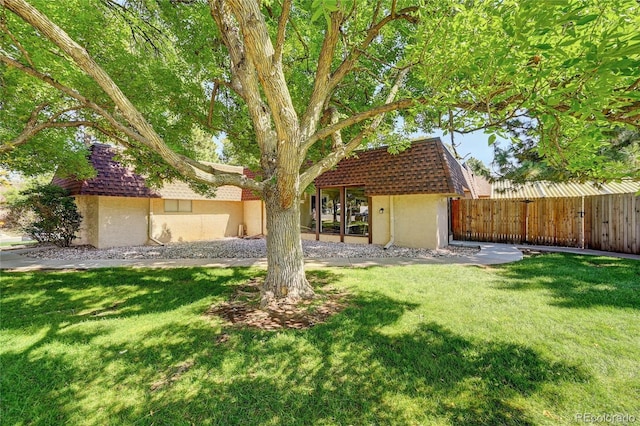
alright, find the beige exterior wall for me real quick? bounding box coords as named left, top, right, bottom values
left=73, top=195, right=99, bottom=247
left=371, top=194, right=449, bottom=249
left=301, top=233, right=367, bottom=245
left=344, top=235, right=369, bottom=245
left=150, top=198, right=243, bottom=243
left=393, top=194, right=449, bottom=249
left=97, top=197, right=149, bottom=248
left=371, top=196, right=391, bottom=245
left=74, top=192, right=450, bottom=250
left=317, top=234, right=341, bottom=243
left=243, top=200, right=266, bottom=236
left=301, top=232, right=316, bottom=241
left=299, top=195, right=314, bottom=233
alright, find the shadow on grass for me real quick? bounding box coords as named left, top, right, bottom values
left=0, top=267, right=255, bottom=329
left=1, top=268, right=587, bottom=424
left=494, top=253, right=640, bottom=310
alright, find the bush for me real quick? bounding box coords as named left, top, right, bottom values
left=14, top=184, right=82, bottom=247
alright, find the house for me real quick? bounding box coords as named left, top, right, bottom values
left=52, top=144, right=265, bottom=249
left=301, top=138, right=477, bottom=249
left=53, top=138, right=479, bottom=249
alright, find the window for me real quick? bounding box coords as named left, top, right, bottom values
left=320, top=188, right=341, bottom=234
left=304, top=186, right=369, bottom=236
left=345, top=187, right=368, bottom=236
left=164, top=199, right=192, bottom=212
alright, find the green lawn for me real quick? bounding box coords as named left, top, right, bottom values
left=1, top=254, right=638, bottom=425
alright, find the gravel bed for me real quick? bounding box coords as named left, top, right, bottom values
left=25, top=238, right=479, bottom=260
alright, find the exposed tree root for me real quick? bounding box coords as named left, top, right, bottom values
left=206, top=277, right=349, bottom=330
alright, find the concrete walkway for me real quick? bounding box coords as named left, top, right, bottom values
left=513, top=243, right=640, bottom=261
left=0, top=243, right=524, bottom=272
left=1, top=242, right=636, bottom=273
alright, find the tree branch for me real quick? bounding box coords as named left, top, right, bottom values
left=2, top=1, right=263, bottom=192
left=0, top=19, right=34, bottom=67
left=0, top=54, right=149, bottom=145
left=302, top=98, right=415, bottom=152
left=227, top=0, right=298, bottom=142
left=273, top=0, right=291, bottom=64
left=329, top=7, right=418, bottom=92
left=299, top=9, right=343, bottom=140
left=300, top=67, right=410, bottom=189
left=209, top=0, right=276, bottom=158
left=206, top=81, right=219, bottom=127
left=2, top=119, right=94, bottom=155
left=300, top=6, right=419, bottom=142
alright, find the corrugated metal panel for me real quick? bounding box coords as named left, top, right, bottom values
left=491, top=180, right=640, bottom=199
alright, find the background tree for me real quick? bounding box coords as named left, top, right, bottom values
left=492, top=124, right=640, bottom=183
left=1, top=0, right=639, bottom=304
left=11, top=183, right=82, bottom=247
left=464, top=157, right=491, bottom=179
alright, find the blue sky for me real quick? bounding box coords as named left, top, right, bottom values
left=215, top=129, right=507, bottom=169
left=415, top=129, right=506, bottom=167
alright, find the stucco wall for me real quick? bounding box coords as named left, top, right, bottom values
left=344, top=235, right=368, bottom=245
left=73, top=195, right=99, bottom=247
left=371, top=194, right=449, bottom=249
left=243, top=200, right=266, bottom=237
left=97, top=197, right=149, bottom=248
left=371, top=196, right=391, bottom=245
left=299, top=196, right=314, bottom=233
left=316, top=234, right=341, bottom=243
left=393, top=194, right=449, bottom=249
left=150, top=199, right=243, bottom=243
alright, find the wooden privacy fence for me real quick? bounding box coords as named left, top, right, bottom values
left=451, top=194, right=640, bottom=254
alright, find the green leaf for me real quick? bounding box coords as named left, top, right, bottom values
left=576, top=14, right=599, bottom=26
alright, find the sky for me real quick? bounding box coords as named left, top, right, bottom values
left=414, top=129, right=506, bottom=168
left=215, top=129, right=506, bottom=169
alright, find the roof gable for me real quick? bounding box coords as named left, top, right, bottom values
left=53, top=144, right=159, bottom=198
left=313, top=138, right=469, bottom=196
left=52, top=144, right=247, bottom=201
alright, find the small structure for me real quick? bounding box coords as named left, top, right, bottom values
left=301, top=138, right=478, bottom=249
left=54, top=138, right=479, bottom=249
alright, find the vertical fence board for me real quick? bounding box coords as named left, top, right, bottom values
left=451, top=194, right=639, bottom=254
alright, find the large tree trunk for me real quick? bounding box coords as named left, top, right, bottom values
left=262, top=186, right=315, bottom=306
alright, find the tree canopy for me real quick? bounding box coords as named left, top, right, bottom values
left=2, top=0, right=639, bottom=302
left=1, top=0, right=639, bottom=183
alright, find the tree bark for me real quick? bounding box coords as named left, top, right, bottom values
left=262, top=183, right=314, bottom=306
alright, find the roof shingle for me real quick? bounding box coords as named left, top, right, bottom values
left=52, top=144, right=248, bottom=201
left=313, top=138, right=468, bottom=196
left=53, top=144, right=160, bottom=198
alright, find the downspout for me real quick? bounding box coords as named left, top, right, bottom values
left=261, top=200, right=265, bottom=235
left=148, top=198, right=164, bottom=246
left=384, top=195, right=395, bottom=249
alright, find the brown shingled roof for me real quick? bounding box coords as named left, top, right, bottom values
left=241, top=168, right=263, bottom=201
left=52, top=144, right=160, bottom=198
left=313, top=138, right=468, bottom=196
left=52, top=144, right=250, bottom=201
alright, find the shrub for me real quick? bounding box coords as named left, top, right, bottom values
left=15, top=184, right=82, bottom=247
